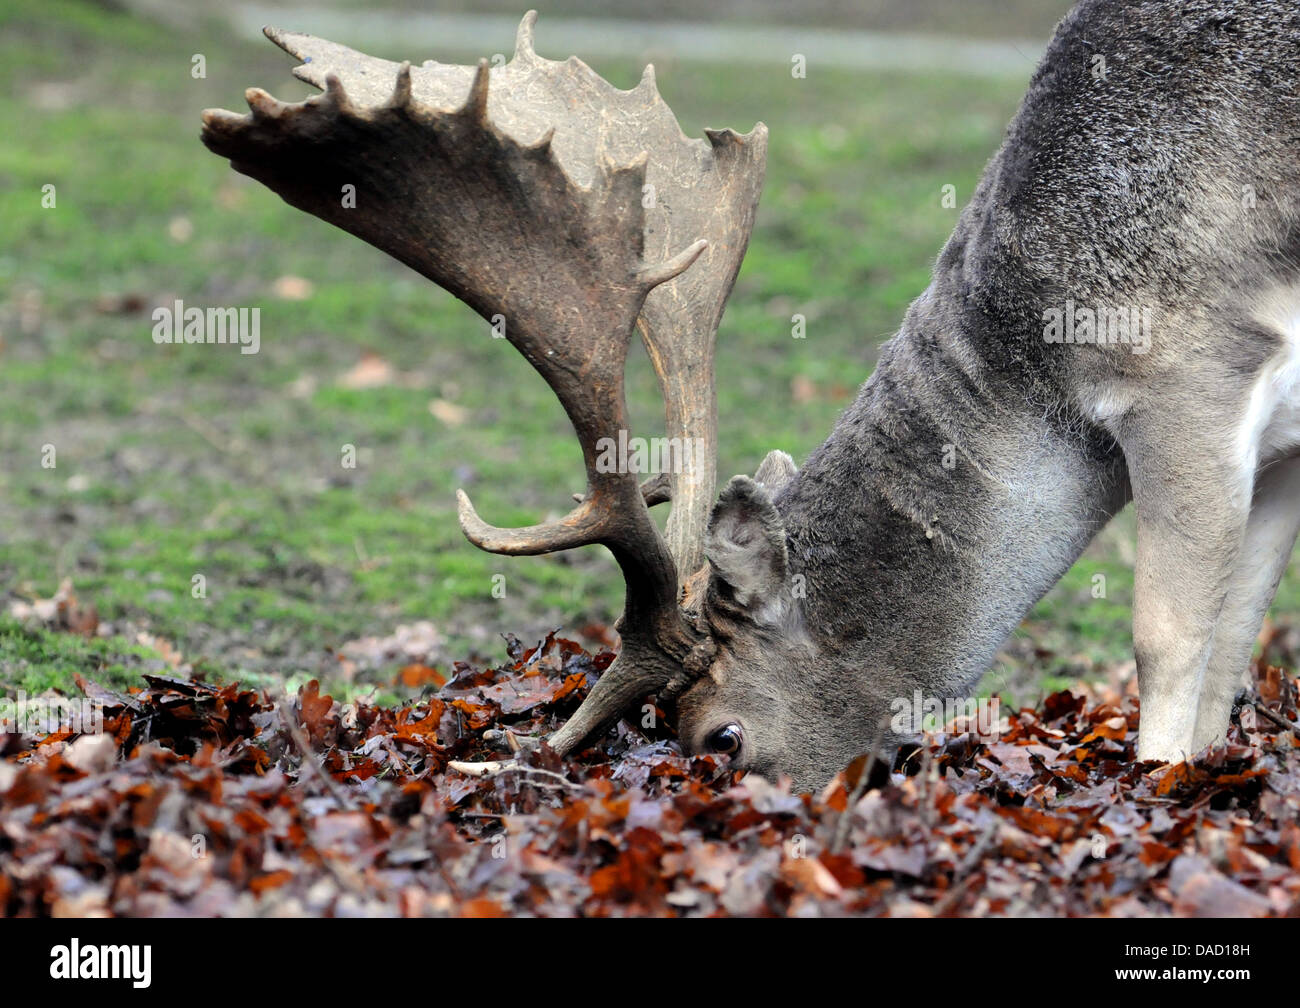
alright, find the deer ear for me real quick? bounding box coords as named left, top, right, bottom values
left=705, top=475, right=789, bottom=609
left=753, top=449, right=798, bottom=496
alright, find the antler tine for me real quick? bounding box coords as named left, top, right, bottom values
left=457, top=493, right=601, bottom=556
left=387, top=61, right=412, bottom=109
left=637, top=238, right=708, bottom=290
left=514, top=9, right=539, bottom=63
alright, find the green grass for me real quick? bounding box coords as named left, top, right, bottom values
left=0, top=617, right=175, bottom=695
left=2, top=0, right=1294, bottom=702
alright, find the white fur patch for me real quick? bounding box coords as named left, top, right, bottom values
left=1084, top=382, right=1136, bottom=425
left=1243, top=286, right=1300, bottom=473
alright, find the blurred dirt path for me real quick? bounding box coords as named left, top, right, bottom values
left=216, top=5, right=1044, bottom=78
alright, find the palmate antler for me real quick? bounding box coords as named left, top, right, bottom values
left=201, top=11, right=767, bottom=755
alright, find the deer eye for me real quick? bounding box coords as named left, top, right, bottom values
left=705, top=723, right=743, bottom=756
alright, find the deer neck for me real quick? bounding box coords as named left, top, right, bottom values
left=776, top=287, right=1129, bottom=697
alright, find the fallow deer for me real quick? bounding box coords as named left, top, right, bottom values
left=204, top=2, right=1300, bottom=790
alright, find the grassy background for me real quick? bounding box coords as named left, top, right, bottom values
left=3, top=0, right=1295, bottom=706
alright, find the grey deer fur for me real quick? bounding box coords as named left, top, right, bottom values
left=679, top=0, right=1300, bottom=789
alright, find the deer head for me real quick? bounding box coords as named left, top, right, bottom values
left=202, top=12, right=797, bottom=772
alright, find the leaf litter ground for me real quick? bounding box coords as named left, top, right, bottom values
left=3, top=631, right=1299, bottom=917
